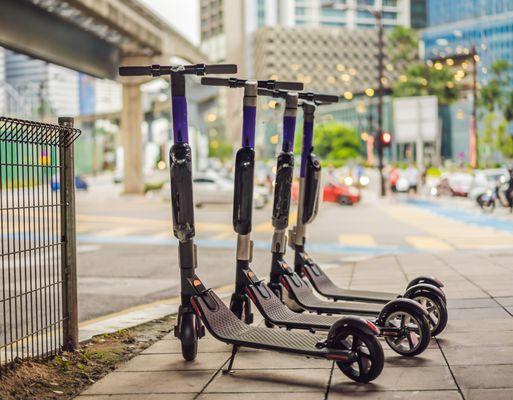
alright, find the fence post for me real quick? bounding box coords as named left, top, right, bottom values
left=59, top=117, right=79, bottom=351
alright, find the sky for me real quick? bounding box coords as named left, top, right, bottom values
left=139, top=0, right=200, bottom=45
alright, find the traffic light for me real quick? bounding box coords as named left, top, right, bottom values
left=379, top=131, right=392, bottom=147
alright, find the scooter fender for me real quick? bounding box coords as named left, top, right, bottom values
left=375, top=297, right=428, bottom=327
left=272, top=152, right=294, bottom=230
left=407, top=276, right=444, bottom=289
left=404, top=283, right=446, bottom=303
left=233, top=147, right=255, bottom=235
left=326, top=316, right=379, bottom=346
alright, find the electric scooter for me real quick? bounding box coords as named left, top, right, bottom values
left=192, top=76, right=385, bottom=383
left=236, top=88, right=431, bottom=356
left=119, top=63, right=239, bottom=361
left=284, top=97, right=448, bottom=337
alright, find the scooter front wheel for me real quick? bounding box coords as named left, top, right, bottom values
left=382, top=307, right=431, bottom=357
left=333, top=328, right=384, bottom=383
left=182, top=341, right=198, bottom=361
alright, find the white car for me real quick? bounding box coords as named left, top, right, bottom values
left=161, top=174, right=269, bottom=209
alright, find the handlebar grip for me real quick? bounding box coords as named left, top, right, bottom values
left=257, top=88, right=275, bottom=97
left=315, top=94, right=340, bottom=103
left=201, top=77, right=229, bottom=86
left=275, top=81, right=304, bottom=91
left=118, top=66, right=152, bottom=76
left=204, top=64, right=237, bottom=74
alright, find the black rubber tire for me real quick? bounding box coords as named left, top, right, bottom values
left=334, top=328, right=384, bottom=383
left=411, top=291, right=448, bottom=337
left=181, top=340, right=197, bottom=361
left=382, top=306, right=431, bottom=357
left=337, top=195, right=353, bottom=206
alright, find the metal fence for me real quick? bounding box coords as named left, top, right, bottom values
left=0, top=116, right=81, bottom=373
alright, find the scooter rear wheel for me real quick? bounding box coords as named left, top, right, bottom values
left=333, top=328, right=384, bottom=383
left=382, top=309, right=431, bottom=357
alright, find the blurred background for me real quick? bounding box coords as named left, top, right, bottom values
left=2, top=0, right=513, bottom=322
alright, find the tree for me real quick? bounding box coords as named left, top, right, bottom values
left=295, top=122, right=361, bottom=164
left=479, top=60, right=513, bottom=161
left=208, top=138, right=232, bottom=160
left=387, top=26, right=418, bottom=66
left=393, top=63, right=460, bottom=105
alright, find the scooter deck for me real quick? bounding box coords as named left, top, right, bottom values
left=247, top=280, right=340, bottom=330
left=281, top=273, right=384, bottom=316
left=302, top=262, right=397, bottom=303
left=192, top=289, right=332, bottom=357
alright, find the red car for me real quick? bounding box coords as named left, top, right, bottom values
left=291, top=181, right=361, bottom=205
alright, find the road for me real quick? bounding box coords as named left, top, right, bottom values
left=75, top=175, right=513, bottom=322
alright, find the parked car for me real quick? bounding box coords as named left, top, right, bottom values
left=161, top=173, right=268, bottom=209
left=323, top=182, right=361, bottom=205
left=468, top=168, right=508, bottom=200
left=291, top=181, right=360, bottom=206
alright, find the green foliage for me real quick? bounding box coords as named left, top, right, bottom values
left=393, top=63, right=460, bottom=105
left=295, top=122, right=361, bottom=164
left=478, top=59, right=513, bottom=161
left=208, top=138, right=233, bottom=160
left=387, top=26, right=418, bottom=65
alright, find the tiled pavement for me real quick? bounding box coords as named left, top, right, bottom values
left=78, top=251, right=513, bottom=400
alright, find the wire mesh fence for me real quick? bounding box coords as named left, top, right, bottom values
left=0, top=116, right=81, bottom=373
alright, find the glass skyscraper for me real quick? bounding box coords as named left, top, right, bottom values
left=422, top=0, right=513, bottom=82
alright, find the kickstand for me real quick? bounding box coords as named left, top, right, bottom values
left=222, top=345, right=239, bottom=375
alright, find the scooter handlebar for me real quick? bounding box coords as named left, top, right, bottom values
left=299, top=92, right=339, bottom=103
left=119, top=66, right=152, bottom=76
left=119, top=63, right=237, bottom=77
left=201, top=77, right=303, bottom=91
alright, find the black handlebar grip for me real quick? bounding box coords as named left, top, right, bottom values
left=274, top=81, right=304, bottom=91
left=204, top=64, right=238, bottom=74
left=315, top=93, right=340, bottom=103
left=118, top=66, right=152, bottom=76
left=201, top=77, right=230, bottom=86
left=257, top=88, right=275, bottom=97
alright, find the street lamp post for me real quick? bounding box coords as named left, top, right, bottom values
left=373, top=9, right=386, bottom=197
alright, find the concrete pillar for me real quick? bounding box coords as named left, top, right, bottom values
left=120, top=82, right=144, bottom=194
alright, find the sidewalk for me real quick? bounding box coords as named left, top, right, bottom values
left=77, top=250, right=513, bottom=400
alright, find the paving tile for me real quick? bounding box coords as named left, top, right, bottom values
left=464, top=388, right=513, bottom=399
left=445, top=318, right=513, bottom=332
left=445, top=307, right=510, bottom=321
left=82, top=370, right=215, bottom=395
left=142, top=337, right=232, bottom=354
left=231, top=349, right=331, bottom=369
left=494, top=296, right=513, bottom=307
left=443, top=346, right=513, bottom=365
left=198, top=393, right=325, bottom=400
left=117, top=352, right=230, bottom=371
left=383, top=349, right=446, bottom=368
left=438, top=330, right=513, bottom=348
left=78, top=395, right=194, bottom=400
left=447, top=298, right=497, bottom=309
left=204, top=368, right=330, bottom=393
left=329, top=366, right=456, bottom=392
left=452, top=365, right=513, bottom=389
left=328, top=390, right=462, bottom=399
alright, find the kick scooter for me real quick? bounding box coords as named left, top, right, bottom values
left=237, top=88, right=431, bottom=356
left=119, top=62, right=238, bottom=361
left=192, top=76, right=384, bottom=382
left=284, top=95, right=448, bottom=337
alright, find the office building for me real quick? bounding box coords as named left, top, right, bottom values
left=5, top=51, right=79, bottom=118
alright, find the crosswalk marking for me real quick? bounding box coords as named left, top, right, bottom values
left=95, top=227, right=139, bottom=237
left=405, top=235, right=453, bottom=251
left=339, top=234, right=376, bottom=247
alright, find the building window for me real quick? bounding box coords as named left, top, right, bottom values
left=258, top=0, right=265, bottom=27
